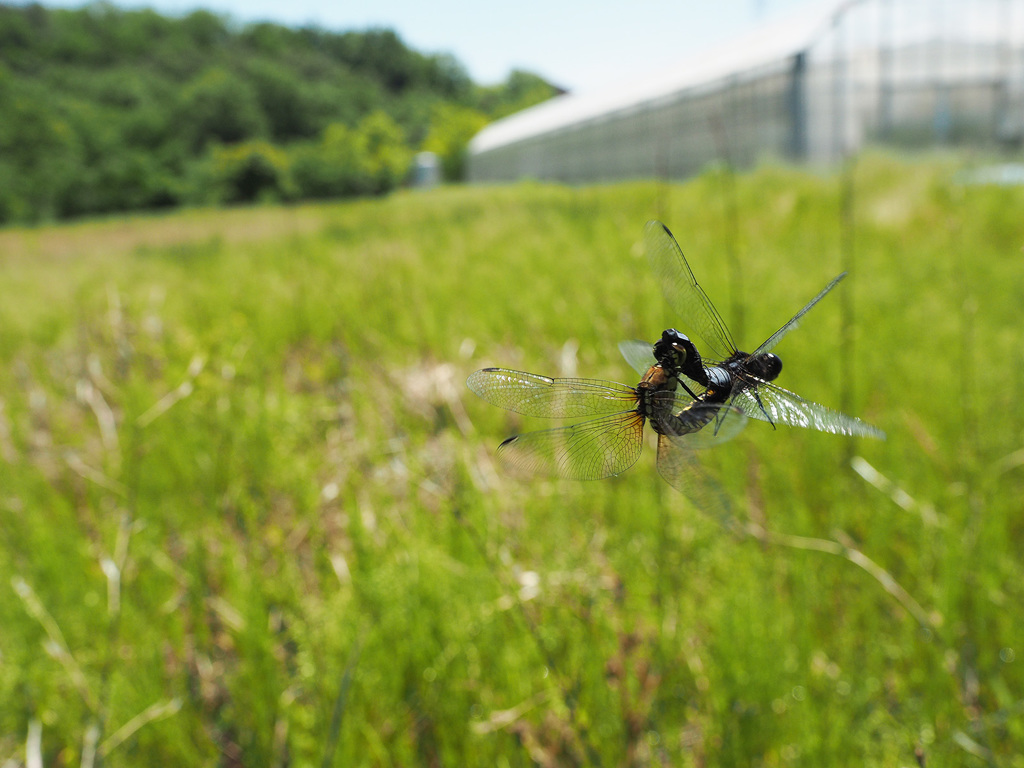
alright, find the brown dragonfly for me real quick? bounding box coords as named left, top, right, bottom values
left=466, top=330, right=746, bottom=495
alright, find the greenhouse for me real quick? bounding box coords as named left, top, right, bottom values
left=467, top=0, right=1024, bottom=182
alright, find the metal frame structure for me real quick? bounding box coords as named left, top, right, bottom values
left=468, top=0, right=1024, bottom=183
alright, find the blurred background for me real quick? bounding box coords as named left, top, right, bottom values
left=469, top=0, right=1024, bottom=181
left=2, top=0, right=1023, bottom=221
left=0, top=0, right=1022, bottom=766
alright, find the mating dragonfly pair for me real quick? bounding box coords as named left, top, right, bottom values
left=467, top=221, right=884, bottom=500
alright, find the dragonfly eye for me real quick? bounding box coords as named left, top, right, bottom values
left=653, top=329, right=709, bottom=386
left=654, top=329, right=693, bottom=364
left=653, top=332, right=677, bottom=363
left=763, top=353, right=782, bottom=381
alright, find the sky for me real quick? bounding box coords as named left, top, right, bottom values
left=19, top=0, right=825, bottom=93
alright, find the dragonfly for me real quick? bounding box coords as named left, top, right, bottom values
left=466, top=333, right=747, bottom=495
left=618, top=221, right=884, bottom=440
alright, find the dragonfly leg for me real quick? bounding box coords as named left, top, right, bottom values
left=752, top=388, right=777, bottom=429
left=678, top=380, right=699, bottom=399
left=712, top=408, right=729, bottom=437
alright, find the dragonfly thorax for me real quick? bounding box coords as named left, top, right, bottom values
left=703, top=366, right=734, bottom=403
left=635, top=367, right=676, bottom=420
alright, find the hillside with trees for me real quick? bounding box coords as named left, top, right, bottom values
left=0, top=2, right=561, bottom=223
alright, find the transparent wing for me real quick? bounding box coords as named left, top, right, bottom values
left=655, top=400, right=749, bottom=448
left=644, top=220, right=736, bottom=362
left=655, top=435, right=735, bottom=527
left=751, top=272, right=846, bottom=357
left=618, top=339, right=656, bottom=377
left=496, top=411, right=646, bottom=480
left=467, top=368, right=636, bottom=418
left=732, top=381, right=885, bottom=439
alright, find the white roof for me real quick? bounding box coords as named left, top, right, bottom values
left=470, top=0, right=855, bottom=154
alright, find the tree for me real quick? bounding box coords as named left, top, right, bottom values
left=0, top=71, right=82, bottom=221
left=0, top=4, right=557, bottom=222
left=178, top=66, right=267, bottom=150
left=204, top=140, right=294, bottom=204
left=478, top=69, right=563, bottom=118
left=421, top=104, right=489, bottom=181
left=356, top=111, right=414, bottom=192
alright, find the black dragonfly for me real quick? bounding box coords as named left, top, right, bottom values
left=465, top=332, right=747, bottom=494
left=618, top=221, right=884, bottom=440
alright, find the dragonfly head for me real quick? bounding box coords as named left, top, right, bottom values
left=759, top=353, right=783, bottom=382
left=653, top=329, right=708, bottom=385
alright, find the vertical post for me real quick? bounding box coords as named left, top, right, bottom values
left=653, top=105, right=671, bottom=223
left=708, top=101, right=744, bottom=344
left=838, top=155, right=856, bottom=464
left=931, top=0, right=952, bottom=144
left=832, top=12, right=848, bottom=163
left=832, top=5, right=855, bottom=461
left=996, top=0, right=1014, bottom=143
left=720, top=162, right=743, bottom=344
left=787, top=51, right=809, bottom=160
left=878, top=0, right=894, bottom=141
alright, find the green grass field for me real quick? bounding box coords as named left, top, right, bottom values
left=0, top=153, right=1021, bottom=766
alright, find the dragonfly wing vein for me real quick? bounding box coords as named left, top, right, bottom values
left=467, top=368, right=636, bottom=418
left=657, top=401, right=749, bottom=447
left=752, top=272, right=846, bottom=357
left=497, top=411, right=646, bottom=480
left=618, top=339, right=656, bottom=377
left=655, top=435, right=734, bottom=525
left=644, top=221, right=737, bottom=361
left=734, top=383, right=885, bottom=438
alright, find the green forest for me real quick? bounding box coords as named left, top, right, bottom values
left=0, top=2, right=560, bottom=224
